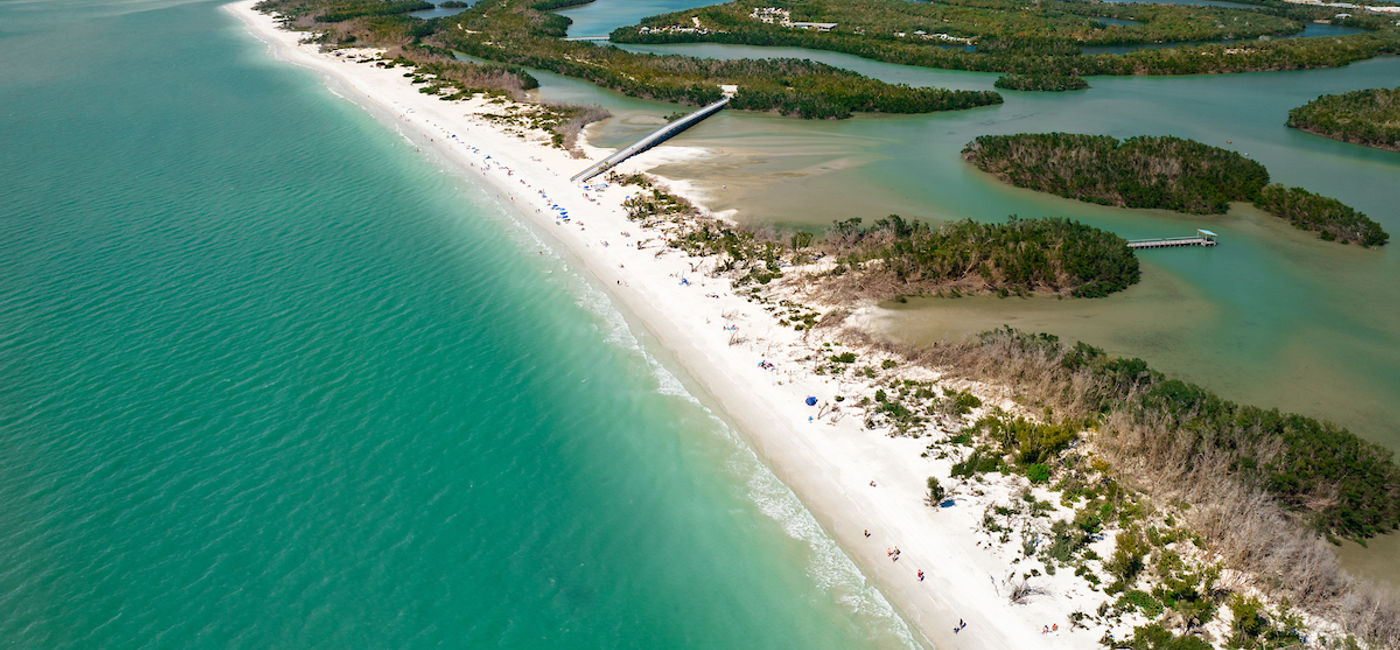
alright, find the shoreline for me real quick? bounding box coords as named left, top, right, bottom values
left=224, top=3, right=1123, bottom=647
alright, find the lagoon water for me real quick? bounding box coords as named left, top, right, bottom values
left=0, top=0, right=915, bottom=646
left=548, top=38, right=1400, bottom=455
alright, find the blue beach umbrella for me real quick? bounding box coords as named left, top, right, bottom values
left=805, top=396, right=818, bottom=406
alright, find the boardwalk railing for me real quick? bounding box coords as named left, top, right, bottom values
left=570, top=97, right=731, bottom=183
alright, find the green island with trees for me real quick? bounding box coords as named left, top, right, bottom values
left=615, top=173, right=1142, bottom=299
left=1288, top=86, right=1400, bottom=152
left=963, top=133, right=1389, bottom=247
left=310, top=0, right=432, bottom=23
left=610, top=0, right=1400, bottom=89
left=994, top=73, right=1090, bottom=92
left=1254, top=184, right=1389, bottom=247
left=253, top=0, right=1001, bottom=118
left=821, top=215, right=1141, bottom=298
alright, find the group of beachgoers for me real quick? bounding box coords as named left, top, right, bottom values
left=868, top=487, right=929, bottom=584
left=369, top=64, right=1059, bottom=646
left=865, top=482, right=978, bottom=637
left=396, top=104, right=612, bottom=246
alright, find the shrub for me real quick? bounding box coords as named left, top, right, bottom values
left=926, top=476, right=946, bottom=505
left=1123, top=623, right=1212, bottom=649
left=1227, top=595, right=1303, bottom=648
left=1118, top=589, right=1165, bottom=618
left=1105, top=527, right=1149, bottom=588
left=951, top=448, right=1005, bottom=478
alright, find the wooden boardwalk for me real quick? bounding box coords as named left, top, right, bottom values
left=1127, top=237, right=1217, bottom=249
left=570, top=97, right=731, bottom=183
left=1127, top=230, right=1219, bottom=249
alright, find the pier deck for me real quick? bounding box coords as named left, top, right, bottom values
left=570, top=97, right=730, bottom=183
left=1126, top=230, right=1220, bottom=249
left=1127, top=237, right=1218, bottom=249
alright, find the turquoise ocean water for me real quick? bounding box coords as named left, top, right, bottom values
left=0, top=1, right=914, bottom=646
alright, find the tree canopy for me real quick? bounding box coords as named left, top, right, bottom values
left=1288, top=86, right=1400, bottom=152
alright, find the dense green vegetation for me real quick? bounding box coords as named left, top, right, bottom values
left=437, top=0, right=999, bottom=118
left=1254, top=184, right=1388, bottom=247
left=438, top=0, right=470, bottom=7
left=611, top=175, right=1140, bottom=299
left=255, top=0, right=1002, bottom=119
left=528, top=0, right=595, bottom=11
left=610, top=0, right=1400, bottom=77
left=824, top=215, right=1141, bottom=298
left=948, top=328, right=1400, bottom=541
left=1122, top=623, right=1212, bottom=649
left=964, top=133, right=1387, bottom=246
left=389, top=52, right=540, bottom=95
left=963, top=133, right=1269, bottom=214
left=617, top=0, right=1302, bottom=49
left=255, top=2, right=543, bottom=96
left=449, top=39, right=999, bottom=118
left=994, top=73, right=1089, bottom=92
left=1288, top=86, right=1400, bottom=152
left=921, top=328, right=1400, bottom=645
left=308, top=0, right=432, bottom=23
left=838, top=320, right=1398, bottom=642
left=1134, top=377, right=1400, bottom=537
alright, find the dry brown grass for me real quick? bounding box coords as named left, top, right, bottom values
left=545, top=103, right=610, bottom=156
left=1094, top=408, right=1400, bottom=645
left=840, top=326, right=1400, bottom=645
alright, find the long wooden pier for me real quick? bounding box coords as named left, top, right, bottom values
left=1126, top=230, right=1219, bottom=249
left=570, top=96, right=731, bottom=183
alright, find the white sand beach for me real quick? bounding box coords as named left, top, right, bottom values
left=226, top=3, right=1130, bottom=646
